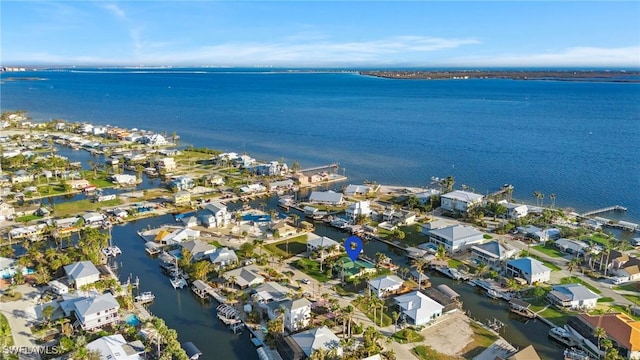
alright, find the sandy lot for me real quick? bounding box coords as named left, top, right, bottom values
left=421, top=311, right=475, bottom=356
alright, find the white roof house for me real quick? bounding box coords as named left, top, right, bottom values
left=548, top=284, right=600, bottom=310
left=86, top=334, right=145, bottom=360
left=344, top=184, right=374, bottom=196
left=429, top=225, right=485, bottom=253
left=502, top=202, right=529, bottom=219
left=181, top=240, right=217, bottom=261
left=306, top=235, right=340, bottom=254
left=73, top=293, right=120, bottom=330
left=506, top=257, right=552, bottom=284
left=283, top=298, right=313, bottom=332
left=253, top=281, right=289, bottom=303
left=209, top=247, right=238, bottom=267
left=394, top=291, right=444, bottom=326
left=64, top=261, right=100, bottom=289
left=163, top=228, right=200, bottom=244
left=471, top=241, right=519, bottom=270
left=345, top=201, right=372, bottom=222
left=290, top=326, right=343, bottom=358
left=555, top=238, right=590, bottom=255
left=82, top=212, right=105, bottom=224
left=368, top=275, right=404, bottom=299
left=440, top=190, right=484, bottom=212
left=309, top=191, right=344, bottom=205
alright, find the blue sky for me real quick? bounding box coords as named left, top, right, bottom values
left=2, top=1, right=639, bottom=67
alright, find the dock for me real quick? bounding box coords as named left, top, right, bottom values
left=134, top=303, right=153, bottom=321
left=581, top=205, right=627, bottom=217
left=191, top=280, right=216, bottom=300
left=299, top=163, right=339, bottom=173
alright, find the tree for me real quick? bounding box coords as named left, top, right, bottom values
left=533, top=191, right=542, bottom=206
left=594, top=326, right=606, bottom=352
left=567, top=257, right=581, bottom=279
left=549, top=193, right=556, bottom=208
left=412, top=258, right=428, bottom=290
left=392, top=311, right=400, bottom=332
left=440, top=176, right=455, bottom=193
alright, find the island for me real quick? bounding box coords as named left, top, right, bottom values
left=359, top=70, right=640, bottom=82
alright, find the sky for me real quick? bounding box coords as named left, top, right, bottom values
left=1, top=1, right=639, bottom=68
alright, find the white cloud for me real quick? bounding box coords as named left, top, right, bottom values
left=102, top=3, right=126, bottom=20
left=447, top=46, right=640, bottom=67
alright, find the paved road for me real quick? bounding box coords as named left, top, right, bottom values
left=1, top=284, right=43, bottom=360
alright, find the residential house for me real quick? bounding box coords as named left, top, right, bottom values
left=470, top=241, right=519, bottom=270
left=68, top=179, right=90, bottom=190
left=64, top=261, right=101, bottom=289
left=501, top=202, right=529, bottom=219
left=333, top=257, right=376, bottom=280
left=82, top=212, right=105, bottom=225
left=607, top=251, right=640, bottom=282
left=428, top=225, right=485, bottom=254
left=415, top=189, right=441, bottom=205
left=206, top=175, right=225, bottom=186
left=344, top=184, right=375, bottom=197
left=86, top=334, right=145, bottom=360
left=368, top=275, right=404, bottom=299
left=0, top=202, right=16, bottom=221
left=505, top=257, right=551, bottom=284
left=110, top=174, right=138, bottom=185
left=283, top=298, right=313, bottom=332
left=160, top=228, right=200, bottom=245
left=271, top=221, right=297, bottom=238
left=203, top=202, right=231, bottom=228
left=309, top=191, right=344, bottom=206
left=11, top=170, right=33, bottom=184
left=547, top=284, right=600, bottom=310
left=253, top=281, right=289, bottom=303
left=222, top=264, right=265, bottom=288
left=250, top=161, right=288, bottom=176
left=0, top=257, right=16, bottom=274
left=181, top=240, right=217, bottom=262
left=289, top=326, right=343, bottom=358
left=394, top=291, right=444, bottom=326
left=171, top=176, right=195, bottom=191
left=240, top=183, right=266, bottom=194
left=209, top=247, right=238, bottom=268
left=48, top=280, right=69, bottom=295
left=173, top=190, right=191, bottom=206
left=269, top=179, right=295, bottom=192
left=156, top=157, right=176, bottom=172
left=555, top=238, right=590, bottom=255
left=440, top=190, right=484, bottom=213
left=567, top=313, right=640, bottom=359
left=306, top=235, right=340, bottom=255
left=345, top=201, right=372, bottom=223
left=420, top=218, right=455, bottom=235
left=73, top=293, right=120, bottom=330
left=141, top=134, right=168, bottom=146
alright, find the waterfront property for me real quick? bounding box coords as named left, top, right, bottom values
left=282, top=298, right=313, bottom=332
left=501, top=202, right=529, bottom=219
left=394, top=291, right=444, bottom=326
left=547, top=284, right=600, bottom=310
left=440, top=190, right=484, bottom=213
left=308, top=190, right=344, bottom=206
left=253, top=281, right=289, bottom=303
left=86, top=334, right=145, bottom=360
left=367, top=274, right=404, bottom=299
left=287, top=326, right=343, bottom=359
left=505, top=257, right=552, bottom=284
left=223, top=264, right=265, bottom=288
left=72, top=293, right=120, bottom=330
left=428, top=224, right=485, bottom=254
left=306, top=235, right=340, bottom=254
left=181, top=240, right=217, bottom=261
left=567, top=313, right=640, bottom=359
left=209, top=247, right=239, bottom=268
left=64, top=261, right=101, bottom=289
left=470, top=240, right=519, bottom=270
left=554, top=238, right=590, bottom=255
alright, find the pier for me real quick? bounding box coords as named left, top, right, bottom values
left=299, top=163, right=339, bottom=173
left=581, top=205, right=627, bottom=217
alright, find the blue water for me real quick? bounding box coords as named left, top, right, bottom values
left=125, top=314, right=140, bottom=326
left=2, top=68, right=639, bottom=222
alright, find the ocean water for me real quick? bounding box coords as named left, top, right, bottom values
left=2, top=68, right=639, bottom=221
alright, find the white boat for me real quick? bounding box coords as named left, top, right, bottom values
left=564, top=348, right=594, bottom=360
left=171, top=276, right=187, bottom=289
left=101, top=248, right=113, bottom=257
left=108, top=246, right=122, bottom=255
left=487, top=289, right=502, bottom=299
left=134, top=291, right=155, bottom=303
left=549, top=326, right=579, bottom=347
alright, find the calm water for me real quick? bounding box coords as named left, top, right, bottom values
left=2, top=68, right=639, bottom=222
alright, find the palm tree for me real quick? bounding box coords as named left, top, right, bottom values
left=594, top=326, right=606, bottom=352
left=379, top=301, right=387, bottom=327
left=533, top=191, right=542, bottom=206
left=567, top=257, right=581, bottom=279
left=412, top=258, right=428, bottom=290
left=392, top=311, right=400, bottom=332
left=549, top=193, right=556, bottom=208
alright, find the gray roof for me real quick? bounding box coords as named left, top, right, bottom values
left=283, top=298, right=313, bottom=312
left=309, top=191, right=343, bottom=204
left=205, top=202, right=226, bottom=214
left=472, top=241, right=511, bottom=258
left=551, top=284, right=600, bottom=302
left=224, top=264, right=264, bottom=287
left=74, top=293, right=119, bottom=318
left=429, top=225, right=483, bottom=242
left=441, top=190, right=483, bottom=202
left=253, top=281, right=289, bottom=302
left=0, top=256, right=15, bottom=270
left=209, top=247, right=238, bottom=264
left=64, top=261, right=100, bottom=281
left=307, top=235, right=340, bottom=249
left=290, top=326, right=341, bottom=357
left=367, top=275, right=404, bottom=291
left=182, top=240, right=216, bottom=256
left=507, top=257, right=551, bottom=275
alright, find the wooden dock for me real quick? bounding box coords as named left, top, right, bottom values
left=581, top=205, right=627, bottom=217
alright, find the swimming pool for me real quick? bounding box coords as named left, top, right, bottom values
left=1, top=267, right=35, bottom=279
left=125, top=314, right=140, bottom=326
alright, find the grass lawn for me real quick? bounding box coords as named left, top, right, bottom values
left=392, top=327, right=425, bottom=344
left=378, top=225, right=428, bottom=248
left=292, top=258, right=331, bottom=282
left=352, top=300, right=393, bottom=327
left=613, top=284, right=639, bottom=292
left=597, top=297, right=614, bottom=303
left=460, top=321, right=500, bottom=359
left=533, top=244, right=564, bottom=258
left=264, top=235, right=309, bottom=259
left=0, top=312, right=14, bottom=347
left=538, top=307, right=571, bottom=326
left=412, top=345, right=457, bottom=360
left=54, top=198, right=122, bottom=217
left=559, top=277, right=602, bottom=294
left=448, top=259, right=464, bottom=269
left=208, top=240, right=223, bottom=248
left=15, top=214, right=44, bottom=223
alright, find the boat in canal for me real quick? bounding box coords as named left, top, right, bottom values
left=171, top=276, right=188, bottom=289
left=134, top=291, right=155, bottom=303
left=549, top=326, right=580, bottom=347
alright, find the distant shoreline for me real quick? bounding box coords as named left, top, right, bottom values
left=359, top=70, right=640, bottom=82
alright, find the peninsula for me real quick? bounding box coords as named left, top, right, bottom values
left=359, top=70, right=640, bottom=82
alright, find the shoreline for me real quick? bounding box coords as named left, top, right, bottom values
left=358, top=70, right=640, bottom=82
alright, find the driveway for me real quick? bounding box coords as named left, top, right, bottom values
left=1, top=284, right=43, bottom=360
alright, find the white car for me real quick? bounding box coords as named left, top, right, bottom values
left=300, top=278, right=310, bottom=284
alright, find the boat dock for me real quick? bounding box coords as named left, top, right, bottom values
left=216, top=304, right=243, bottom=333
left=134, top=302, right=153, bottom=321
left=191, top=280, right=216, bottom=300
left=581, top=205, right=627, bottom=217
